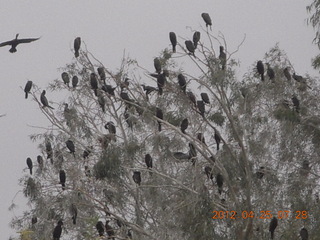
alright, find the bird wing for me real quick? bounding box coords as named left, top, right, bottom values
left=17, top=37, right=40, bottom=44
left=0, top=40, right=14, bottom=47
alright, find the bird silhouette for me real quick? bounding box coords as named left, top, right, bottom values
left=26, top=158, right=33, bottom=175
left=24, top=81, right=32, bottom=99
left=53, top=220, right=63, bottom=240
left=300, top=227, right=308, bottom=240
left=74, top=37, right=81, bottom=58
left=169, top=32, right=177, bottom=52
left=178, top=74, right=187, bottom=93
left=193, top=31, right=201, bottom=48
left=0, top=34, right=40, bottom=53
left=201, top=13, right=212, bottom=30
left=181, top=118, right=188, bottom=134
left=257, top=61, right=264, bottom=81
left=40, top=90, right=54, bottom=109
left=219, top=46, right=227, bottom=70
left=269, top=217, right=278, bottom=239
left=145, top=154, right=153, bottom=169
left=185, top=40, right=195, bottom=56
left=72, top=76, right=78, bottom=88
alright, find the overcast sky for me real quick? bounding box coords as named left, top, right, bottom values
left=0, top=1, right=317, bottom=238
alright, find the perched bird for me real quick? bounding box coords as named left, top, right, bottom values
left=120, top=92, right=133, bottom=105
left=293, top=73, right=304, bottom=82
left=200, top=93, right=210, bottom=104
left=257, top=61, right=264, bottom=81
left=31, top=216, right=37, bottom=225
left=204, top=166, right=213, bottom=180
left=185, top=40, right=195, bottom=56
left=40, top=90, right=54, bottom=109
left=178, top=74, right=187, bottom=93
left=120, top=78, right=130, bottom=90
left=187, top=91, right=197, bottom=107
left=37, top=155, right=44, bottom=171
left=216, top=173, right=223, bottom=194
left=145, top=154, right=153, bottom=169
left=105, top=220, right=115, bottom=240
left=197, top=100, right=205, bottom=117
left=53, top=220, right=63, bottom=240
left=214, top=130, right=221, bottom=151
left=300, top=227, right=308, bottom=240
left=97, top=67, right=106, bottom=82
left=283, top=67, right=291, bottom=81
left=169, top=32, right=177, bottom=52
left=141, top=84, right=158, bottom=100
left=181, top=118, right=188, bottom=134
left=256, top=167, right=265, bottom=179
left=292, top=95, right=300, bottom=113
left=26, top=157, right=33, bottom=175
left=61, top=72, right=70, bottom=86
left=72, top=76, right=78, bottom=88
left=102, top=84, right=116, bottom=96
left=96, top=221, right=105, bottom=236
left=201, top=13, right=212, bottom=30
left=197, top=133, right=206, bottom=145
left=193, top=31, right=201, bottom=48
left=45, top=140, right=53, bottom=160
left=74, top=37, right=81, bottom=58
left=105, top=121, right=116, bottom=135
left=219, top=46, right=227, bottom=70
left=154, top=58, right=162, bottom=74
left=70, top=203, right=77, bottom=224
left=59, top=170, right=66, bottom=190
left=24, top=81, right=32, bottom=99
left=173, top=152, right=190, bottom=160
left=266, top=63, right=275, bottom=81
left=269, top=217, right=278, bottom=239
left=90, top=73, right=98, bottom=96
left=157, top=73, right=167, bottom=95
left=156, top=108, right=163, bottom=131
left=0, top=33, right=40, bottom=53
left=66, top=140, right=75, bottom=155
left=133, top=171, right=141, bottom=185
left=124, top=110, right=133, bottom=129
left=97, top=91, right=106, bottom=113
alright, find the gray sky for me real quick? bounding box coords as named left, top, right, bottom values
left=0, top=0, right=317, bottom=238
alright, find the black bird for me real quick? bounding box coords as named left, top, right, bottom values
left=269, top=217, right=278, bottom=239
left=53, top=220, right=63, bottom=240
left=181, top=118, right=188, bottom=134
left=124, top=110, right=133, bottom=129
left=300, top=227, right=308, bottom=240
left=26, top=157, right=33, bottom=175
left=219, top=46, right=227, bottom=70
left=97, top=91, right=106, bottom=113
left=185, top=40, right=195, bottom=56
left=200, top=93, right=210, bottom=104
left=120, top=78, right=130, bottom=90
left=156, top=108, right=163, bottom=131
left=214, top=130, right=221, bottom=151
left=37, top=155, right=44, bottom=171
left=90, top=73, right=98, bottom=96
left=293, top=73, right=304, bottom=82
left=141, top=84, right=157, bottom=100
left=266, top=63, right=275, bottom=81
left=145, top=154, right=153, bottom=169
left=157, top=73, right=166, bottom=95
left=70, top=203, right=77, bottom=224
left=283, top=67, right=291, bottom=81
left=178, top=74, right=187, bottom=93
left=105, top=220, right=115, bottom=240
left=216, top=173, right=223, bottom=194
left=257, top=61, right=264, bottom=81
left=72, top=76, right=78, bottom=88
left=133, top=171, right=141, bottom=185
left=59, top=170, right=66, bottom=190
left=0, top=34, right=40, bottom=53
left=31, top=216, right=37, bottom=225
left=173, top=152, right=190, bottom=160
left=188, top=142, right=197, bottom=165
left=66, top=140, right=75, bottom=155
left=169, top=32, right=177, bottom=52
left=204, top=166, right=213, bottom=180
left=45, top=140, right=53, bottom=160
left=61, top=72, right=70, bottom=86
left=197, top=100, right=205, bottom=117
left=96, top=221, right=105, bottom=236
left=40, top=90, right=54, bottom=109
left=97, top=67, right=106, bottom=82
left=24, top=81, right=32, bottom=99
left=193, top=31, right=201, bottom=48
left=74, top=37, right=81, bottom=58
left=292, top=96, right=300, bottom=113
left=105, top=121, right=116, bottom=135
left=102, top=84, right=116, bottom=96
left=197, top=133, right=206, bottom=145
left=120, top=92, right=133, bottom=106
left=154, top=58, right=162, bottom=74
left=201, top=13, right=212, bottom=30
left=256, top=167, right=265, bottom=179
left=187, top=91, right=197, bottom=107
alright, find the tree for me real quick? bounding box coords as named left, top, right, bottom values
left=10, top=18, right=320, bottom=240
left=307, top=0, right=320, bottom=69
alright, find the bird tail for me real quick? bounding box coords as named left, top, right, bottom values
left=158, top=122, right=162, bottom=131
left=94, top=89, right=97, bottom=96
left=61, top=183, right=65, bottom=190
left=48, top=105, right=55, bottom=109
left=271, top=231, right=274, bottom=239
left=173, top=46, right=176, bottom=53
left=72, top=216, right=76, bottom=224
left=217, top=144, right=219, bottom=151
left=158, top=87, right=163, bottom=95
left=25, top=92, right=28, bottom=99
left=218, top=187, right=222, bottom=195
left=30, top=169, right=32, bottom=175
left=261, top=74, right=264, bottom=81
left=75, top=51, right=79, bottom=58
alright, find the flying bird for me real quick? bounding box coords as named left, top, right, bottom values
left=61, top=72, right=70, bottom=86
left=169, top=32, right=177, bottom=52
left=133, top=171, right=141, bottom=185
left=0, top=34, right=40, bottom=53
left=257, top=61, right=264, bottom=81
left=193, top=31, right=201, bottom=48
left=24, top=81, right=32, bottom=99
left=201, top=13, right=212, bottom=30
left=26, top=157, right=33, bottom=175
left=59, top=170, right=66, bottom=190
left=219, top=46, right=227, bottom=70
left=72, top=76, right=78, bottom=88
left=53, top=220, right=63, bottom=240
left=74, top=37, right=81, bottom=58
left=185, top=40, right=195, bottom=56
left=269, top=217, right=278, bottom=239
left=40, top=90, right=54, bottom=109
left=181, top=118, right=188, bottom=134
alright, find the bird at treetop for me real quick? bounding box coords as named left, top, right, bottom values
left=193, top=31, right=201, bottom=48
left=61, top=72, right=70, bottom=86
left=74, top=37, right=81, bottom=58
left=154, top=57, right=162, bottom=74
left=26, top=157, right=33, bottom=175
left=31, top=216, right=37, bottom=225
left=156, top=107, right=163, bottom=131
left=181, top=118, right=188, bottom=134
left=90, top=73, right=98, bottom=96
left=133, top=171, right=141, bottom=185
left=0, top=34, right=40, bottom=53
left=283, top=67, right=291, bottom=81
left=24, top=81, right=32, bottom=99
left=257, top=61, right=264, bottom=81
left=53, top=220, right=63, bottom=240
left=59, top=170, right=66, bottom=190
left=72, top=76, right=78, bottom=88
left=169, top=32, right=177, bottom=52
left=269, top=217, right=278, bottom=239
left=145, top=154, right=153, bottom=169
left=216, top=173, right=223, bottom=194
left=97, top=67, right=106, bottom=82
left=219, top=46, right=227, bottom=70
left=266, top=63, right=275, bottom=81
left=200, top=93, right=210, bottom=104
left=120, top=78, right=130, bottom=90
left=96, top=221, right=105, bottom=236
left=201, top=13, right=212, bottom=30
left=40, top=90, right=54, bottom=109
left=185, top=40, right=195, bottom=56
